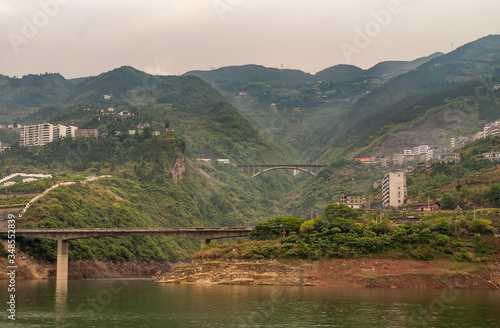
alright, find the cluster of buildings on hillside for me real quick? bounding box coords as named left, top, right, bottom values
left=451, top=120, right=500, bottom=150
left=19, top=123, right=98, bottom=147
left=0, top=120, right=171, bottom=149
left=355, top=119, right=500, bottom=167
left=82, top=107, right=134, bottom=117
left=355, top=144, right=444, bottom=166
left=342, top=120, right=500, bottom=211
left=0, top=123, right=23, bottom=130
left=121, top=123, right=161, bottom=136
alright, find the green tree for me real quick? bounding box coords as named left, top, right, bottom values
left=489, top=183, right=500, bottom=207
left=324, top=204, right=360, bottom=220
left=470, top=219, right=494, bottom=235
left=441, top=191, right=463, bottom=210
left=432, top=218, right=452, bottom=236
left=250, top=216, right=303, bottom=240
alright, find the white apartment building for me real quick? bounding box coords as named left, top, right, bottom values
left=419, top=145, right=430, bottom=154
left=426, top=149, right=434, bottom=162
left=382, top=172, right=407, bottom=207
left=20, top=123, right=78, bottom=147
left=66, top=125, right=77, bottom=138
left=53, top=124, right=67, bottom=138
left=484, top=121, right=500, bottom=137
left=19, top=123, right=54, bottom=147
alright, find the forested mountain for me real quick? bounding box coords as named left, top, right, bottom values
left=185, top=53, right=442, bottom=158
left=1, top=35, right=500, bottom=263
left=0, top=66, right=291, bottom=162
left=185, top=35, right=500, bottom=163
left=310, top=35, right=500, bottom=161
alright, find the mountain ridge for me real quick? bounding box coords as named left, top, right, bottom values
left=185, top=52, right=444, bottom=84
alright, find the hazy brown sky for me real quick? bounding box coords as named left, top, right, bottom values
left=1, top=0, right=499, bottom=78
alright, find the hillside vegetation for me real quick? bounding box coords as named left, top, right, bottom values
left=186, top=54, right=441, bottom=158
left=0, top=132, right=305, bottom=262
left=198, top=204, right=499, bottom=263
left=2, top=35, right=500, bottom=268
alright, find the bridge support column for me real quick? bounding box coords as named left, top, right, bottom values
left=200, top=239, right=211, bottom=248
left=56, top=238, right=68, bottom=281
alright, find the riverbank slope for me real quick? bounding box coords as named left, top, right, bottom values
left=157, top=259, right=500, bottom=289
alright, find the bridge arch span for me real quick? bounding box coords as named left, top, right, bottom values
left=236, top=163, right=328, bottom=177
left=252, top=166, right=315, bottom=177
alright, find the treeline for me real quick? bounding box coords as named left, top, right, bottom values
left=199, top=204, right=499, bottom=262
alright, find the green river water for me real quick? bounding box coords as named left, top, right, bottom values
left=1, top=280, right=499, bottom=327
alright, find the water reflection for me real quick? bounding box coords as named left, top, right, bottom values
left=54, top=280, right=67, bottom=327
left=1, top=281, right=499, bottom=328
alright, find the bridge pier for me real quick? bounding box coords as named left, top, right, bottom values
left=56, top=238, right=68, bottom=281
left=200, top=239, right=211, bottom=248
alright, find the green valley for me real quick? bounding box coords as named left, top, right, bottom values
left=1, top=35, right=500, bottom=270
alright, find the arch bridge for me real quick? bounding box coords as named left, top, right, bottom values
left=235, top=164, right=328, bottom=177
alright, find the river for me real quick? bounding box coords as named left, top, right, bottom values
left=1, top=280, right=500, bottom=327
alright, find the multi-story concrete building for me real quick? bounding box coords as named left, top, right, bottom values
left=382, top=172, right=407, bottom=207
left=19, top=123, right=54, bottom=147
left=20, top=123, right=78, bottom=147
left=442, top=153, right=461, bottom=164
left=426, top=149, right=434, bottom=162
left=340, top=192, right=366, bottom=209
left=419, top=145, right=430, bottom=155
left=484, top=121, right=500, bottom=137
left=450, top=137, right=456, bottom=149
left=66, top=126, right=77, bottom=138
left=476, top=152, right=500, bottom=161
left=75, top=129, right=98, bottom=139
left=53, top=124, right=67, bottom=138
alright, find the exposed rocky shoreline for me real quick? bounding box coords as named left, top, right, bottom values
left=156, top=259, right=500, bottom=290
left=2, top=253, right=499, bottom=290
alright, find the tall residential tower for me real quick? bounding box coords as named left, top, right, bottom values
left=382, top=172, right=407, bottom=207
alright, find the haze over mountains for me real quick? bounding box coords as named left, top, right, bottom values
left=187, top=52, right=443, bottom=85
left=185, top=35, right=500, bottom=162
left=0, top=34, right=499, bottom=164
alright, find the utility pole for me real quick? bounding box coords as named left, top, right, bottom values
left=455, top=205, right=461, bottom=236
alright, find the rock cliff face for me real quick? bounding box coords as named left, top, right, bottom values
left=157, top=259, right=500, bottom=290
left=169, top=151, right=186, bottom=183
left=157, top=260, right=315, bottom=285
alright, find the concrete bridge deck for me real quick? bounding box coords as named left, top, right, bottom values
left=8, top=227, right=253, bottom=240
left=0, top=227, right=253, bottom=281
